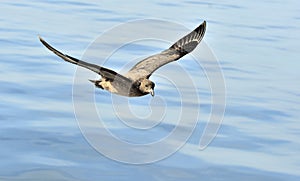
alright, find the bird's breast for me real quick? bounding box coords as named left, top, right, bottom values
left=99, top=79, right=145, bottom=97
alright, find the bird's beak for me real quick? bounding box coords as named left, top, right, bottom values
left=150, top=89, right=155, bottom=97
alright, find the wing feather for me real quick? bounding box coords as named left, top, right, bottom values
left=125, top=21, right=206, bottom=80
left=39, top=37, right=130, bottom=82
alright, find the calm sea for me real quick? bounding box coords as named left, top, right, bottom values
left=1, top=0, right=299, bottom=180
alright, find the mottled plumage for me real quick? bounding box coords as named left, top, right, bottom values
left=39, top=21, right=206, bottom=97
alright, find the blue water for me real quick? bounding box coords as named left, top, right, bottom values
left=1, top=0, right=300, bottom=180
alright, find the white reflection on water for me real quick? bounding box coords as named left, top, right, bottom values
left=1, top=0, right=300, bottom=180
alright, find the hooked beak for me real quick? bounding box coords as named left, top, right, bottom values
left=149, top=89, right=155, bottom=97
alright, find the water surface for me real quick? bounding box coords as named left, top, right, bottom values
left=1, top=0, right=300, bottom=180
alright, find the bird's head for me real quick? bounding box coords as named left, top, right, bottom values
left=138, top=79, right=155, bottom=96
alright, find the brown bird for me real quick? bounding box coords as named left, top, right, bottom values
left=39, top=21, right=206, bottom=97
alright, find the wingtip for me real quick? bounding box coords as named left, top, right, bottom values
left=193, top=20, right=206, bottom=33
left=38, top=36, right=55, bottom=52
left=196, top=20, right=207, bottom=35
left=38, top=35, right=46, bottom=46
left=201, top=20, right=206, bottom=29
left=38, top=35, right=43, bottom=41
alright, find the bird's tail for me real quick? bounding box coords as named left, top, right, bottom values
left=169, top=21, right=206, bottom=56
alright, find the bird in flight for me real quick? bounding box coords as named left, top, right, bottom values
left=39, top=21, right=206, bottom=97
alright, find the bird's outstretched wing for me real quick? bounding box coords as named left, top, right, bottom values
left=39, top=37, right=129, bottom=82
left=125, top=21, right=206, bottom=80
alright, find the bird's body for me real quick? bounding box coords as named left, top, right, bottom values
left=90, top=77, right=148, bottom=97
left=39, top=21, right=206, bottom=97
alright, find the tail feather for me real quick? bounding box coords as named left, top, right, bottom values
left=170, top=21, right=206, bottom=56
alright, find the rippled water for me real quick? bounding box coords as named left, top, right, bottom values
left=1, top=0, right=300, bottom=180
